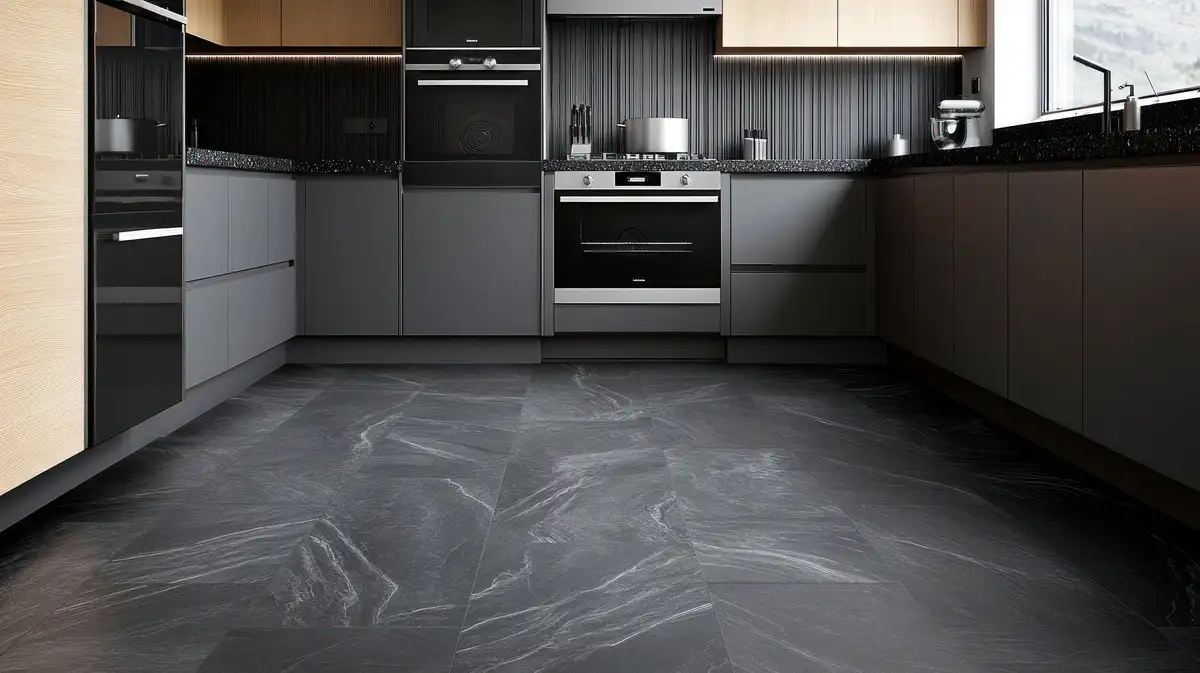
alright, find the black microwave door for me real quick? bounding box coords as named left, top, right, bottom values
left=408, top=0, right=540, bottom=47
left=405, top=72, right=541, bottom=162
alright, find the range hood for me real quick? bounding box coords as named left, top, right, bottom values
left=547, top=0, right=722, bottom=16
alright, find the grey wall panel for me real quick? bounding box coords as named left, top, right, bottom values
left=547, top=18, right=961, bottom=159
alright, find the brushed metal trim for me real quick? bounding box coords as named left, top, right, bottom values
left=554, top=288, right=721, bottom=304
left=559, top=195, right=718, bottom=203
left=405, top=63, right=541, bottom=71
left=109, top=0, right=186, bottom=24
left=416, top=79, right=530, bottom=86
left=111, top=227, right=183, bottom=242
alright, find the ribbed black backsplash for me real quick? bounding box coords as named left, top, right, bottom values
left=548, top=18, right=962, bottom=159
left=186, top=57, right=403, bottom=160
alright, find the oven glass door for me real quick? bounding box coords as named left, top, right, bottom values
left=405, top=70, right=541, bottom=162
left=555, top=191, right=722, bottom=290
left=409, top=0, right=540, bottom=48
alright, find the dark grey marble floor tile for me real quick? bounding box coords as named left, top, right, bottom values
left=297, top=365, right=426, bottom=391
left=258, top=478, right=495, bottom=628
left=94, top=503, right=322, bottom=584
left=169, top=370, right=329, bottom=446
left=709, top=582, right=977, bottom=673
left=197, top=627, right=461, bottom=673
left=0, top=583, right=273, bottom=672
left=511, top=418, right=660, bottom=456
left=522, top=364, right=648, bottom=422
left=665, top=446, right=842, bottom=519
left=0, top=521, right=135, bottom=655
left=403, top=390, right=526, bottom=433
left=366, top=415, right=515, bottom=479
left=492, top=428, right=686, bottom=545
left=944, top=621, right=1200, bottom=672
left=1162, top=628, right=1200, bottom=661
left=451, top=540, right=732, bottom=673
left=807, top=452, right=995, bottom=508
left=642, top=374, right=742, bottom=409
left=651, top=394, right=789, bottom=448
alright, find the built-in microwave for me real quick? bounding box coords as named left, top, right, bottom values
left=407, top=0, right=542, bottom=48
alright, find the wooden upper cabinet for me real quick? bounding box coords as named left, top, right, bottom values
left=282, top=0, right=404, bottom=47
left=223, top=0, right=282, bottom=46
left=721, top=0, right=838, bottom=49
left=96, top=2, right=133, bottom=46
left=958, top=0, right=987, bottom=47
left=186, top=0, right=226, bottom=43
left=838, top=0, right=959, bottom=48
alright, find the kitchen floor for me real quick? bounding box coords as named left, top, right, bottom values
left=0, top=364, right=1197, bottom=672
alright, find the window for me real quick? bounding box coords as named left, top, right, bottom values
left=1045, top=0, right=1200, bottom=112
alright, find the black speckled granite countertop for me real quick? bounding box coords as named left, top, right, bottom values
left=186, top=149, right=402, bottom=174
left=542, top=159, right=870, bottom=173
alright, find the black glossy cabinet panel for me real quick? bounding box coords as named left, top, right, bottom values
left=407, top=0, right=541, bottom=47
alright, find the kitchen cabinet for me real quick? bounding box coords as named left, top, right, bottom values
left=267, top=176, right=297, bottom=265
left=953, top=172, right=1008, bottom=397
left=958, top=0, right=987, bottom=48
left=185, top=282, right=229, bottom=388
left=403, top=190, right=540, bottom=336
left=223, top=0, right=282, bottom=46
left=283, top=0, right=403, bottom=47
left=912, top=175, right=954, bottom=370
left=186, top=0, right=224, bottom=43
left=1008, top=170, right=1083, bottom=433
left=731, top=272, right=872, bottom=336
left=304, top=177, right=400, bottom=336
left=838, top=0, right=959, bottom=48
left=96, top=3, right=133, bottom=46
left=185, top=169, right=230, bottom=282
left=228, top=174, right=270, bottom=273
left=228, top=266, right=295, bottom=368
left=875, top=176, right=916, bottom=352
left=721, top=0, right=838, bottom=49
left=730, top=176, right=866, bottom=266
left=1082, top=166, right=1200, bottom=492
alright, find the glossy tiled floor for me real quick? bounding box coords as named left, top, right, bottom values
left=0, top=364, right=1197, bottom=672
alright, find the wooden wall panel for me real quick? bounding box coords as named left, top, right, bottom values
left=0, top=0, right=87, bottom=495
left=224, top=0, right=282, bottom=46
left=838, top=0, right=959, bottom=48
left=282, top=0, right=403, bottom=47
left=958, top=0, right=987, bottom=47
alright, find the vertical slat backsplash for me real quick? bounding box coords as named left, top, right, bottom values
left=549, top=18, right=962, bottom=159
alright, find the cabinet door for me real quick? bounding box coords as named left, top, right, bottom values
left=185, top=282, right=228, bottom=388
left=721, top=0, right=838, bottom=48
left=223, top=0, right=282, bottom=46
left=267, top=266, right=297, bottom=348
left=267, top=176, right=297, bottom=264
left=732, top=272, right=871, bottom=336
left=228, top=175, right=270, bottom=273
left=185, top=169, right=229, bottom=282
left=1083, top=166, right=1200, bottom=491
left=958, top=0, right=987, bottom=47
left=403, top=190, right=540, bottom=336
left=227, top=267, right=296, bottom=368
left=283, top=0, right=403, bottom=47
left=913, top=175, right=955, bottom=370
left=876, top=176, right=915, bottom=351
left=838, top=0, right=959, bottom=48
left=731, top=176, right=866, bottom=266
left=953, top=172, right=1008, bottom=397
left=1008, top=171, right=1083, bottom=433
left=305, top=177, right=400, bottom=336
left=186, top=0, right=224, bottom=44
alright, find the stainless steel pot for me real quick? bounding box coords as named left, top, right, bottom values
left=616, top=117, right=689, bottom=154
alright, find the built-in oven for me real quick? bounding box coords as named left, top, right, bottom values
left=407, top=0, right=542, bottom=48
left=554, top=171, right=722, bottom=305
left=404, top=49, right=542, bottom=187
left=90, top=0, right=185, bottom=445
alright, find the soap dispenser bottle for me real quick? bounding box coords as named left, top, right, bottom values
left=1119, top=83, right=1141, bottom=132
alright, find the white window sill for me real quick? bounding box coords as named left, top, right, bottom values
left=1037, top=88, right=1200, bottom=123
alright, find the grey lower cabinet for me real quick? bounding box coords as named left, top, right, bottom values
left=1008, top=170, right=1084, bottom=434
left=185, top=169, right=230, bottom=282
left=730, top=176, right=867, bottom=265
left=267, top=176, right=297, bottom=264
left=912, top=175, right=955, bottom=370
left=953, top=172, right=1009, bottom=397
left=184, top=282, right=229, bottom=388
left=229, top=266, right=296, bottom=368
left=228, top=174, right=270, bottom=273
left=304, top=177, right=401, bottom=336
left=875, top=176, right=916, bottom=351
left=731, top=272, right=872, bottom=336
left=403, top=189, right=541, bottom=336
left=1082, top=166, right=1200, bottom=492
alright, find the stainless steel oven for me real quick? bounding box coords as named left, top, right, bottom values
left=553, top=171, right=722, bottom=305
left=404, top=49, right=542, bottom=187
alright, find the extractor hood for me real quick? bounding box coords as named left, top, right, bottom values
left=547, top=0, right=722, bottom=16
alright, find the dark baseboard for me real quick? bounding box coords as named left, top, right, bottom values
left=541, top=335, right=726, bottom=361
left=890, top=347, right=1200, bottom=531
left=288, top=337, right=543, bottom=364
left=727, top=337, right=886, bottom=365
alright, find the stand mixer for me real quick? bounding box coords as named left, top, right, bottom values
left=930, top=100, right=986, bottom=150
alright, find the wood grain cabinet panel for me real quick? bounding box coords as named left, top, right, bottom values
left=838, top=0, right=959, bottom=48
left=721, top=0, right=838, bottom=48
left=96, top=3, right=133, bottom=46
left=283, top=0, right=404, bottom=47
left=223, top=0, right=282, bottom=46
left=958, top=0, right=987, bottom=47
left=186, top=0, right=225, bottom=43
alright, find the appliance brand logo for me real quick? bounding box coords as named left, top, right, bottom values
left=466, top=38, right=478, bottom=43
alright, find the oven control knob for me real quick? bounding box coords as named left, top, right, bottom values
left=449, top=57, right=463, bottom=70
left=483, top=56, right=498, bottom=69
left=582, top=175, right=593, bottom=187
left=681, top=174, right=691, bottom=187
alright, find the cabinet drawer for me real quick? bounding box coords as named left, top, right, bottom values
left=185, top=282, right=228, bottom=388
left=731, top=176, right=866, bottom=266
left=228, top=175, right=270, bottom=273
left=267, top=176, right=297, bottom=264
left=731, top=272, right=872, bottom=336
left=184, top=170, right=229, bottom=281
left=228, top=266, right=295, bottom=367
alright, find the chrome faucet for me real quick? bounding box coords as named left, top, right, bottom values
left=1073, top=54, right=1112, bottom=135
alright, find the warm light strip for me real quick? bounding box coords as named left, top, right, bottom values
left=714, top=54, right=962, bottom=59
left=186, top=54, right=403, bottom=60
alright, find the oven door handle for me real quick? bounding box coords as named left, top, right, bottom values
left=558, top=196, right=719, bottom=204
left=109, top=227, right=183, bottom=242
left=416, top=80, right=530, bottom=87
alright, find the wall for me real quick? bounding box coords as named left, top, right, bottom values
left=549, top=18, right=962, bottom=159
left=0, top=0, right=88, bottom=495
left=187, top=56, right=403, bottom=160
left=961, top=0, right=1041, bottom=144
